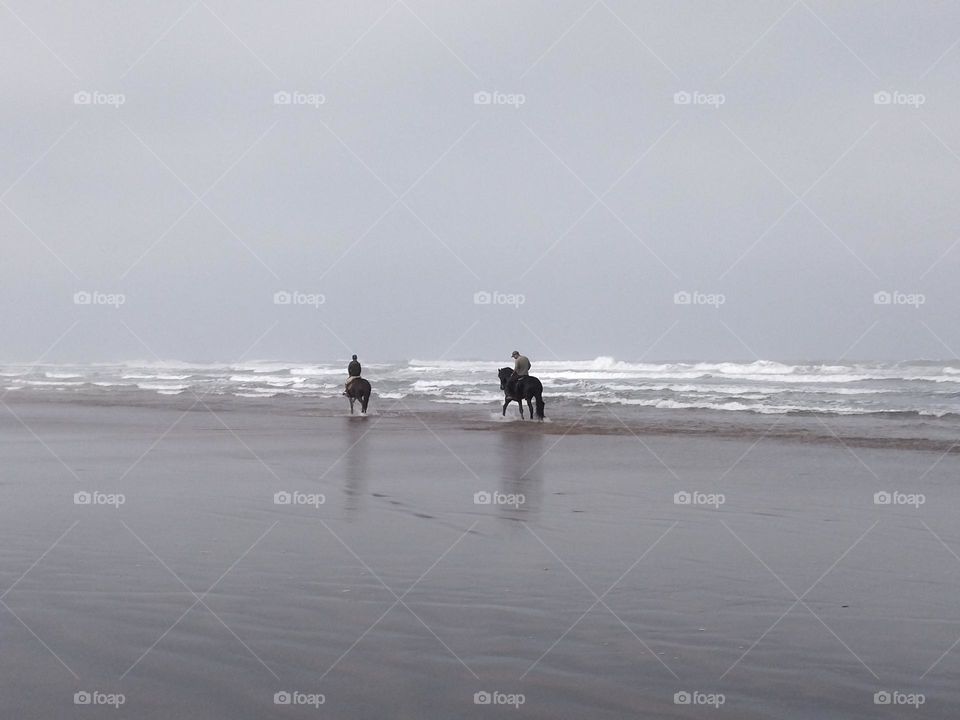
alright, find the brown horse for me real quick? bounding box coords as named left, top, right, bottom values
left=345, top=378, right=371, bottom=414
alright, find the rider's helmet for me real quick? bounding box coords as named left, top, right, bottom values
left=511, top=350, right=520, bottom=358
left=352, top=354, right=358, bottom=360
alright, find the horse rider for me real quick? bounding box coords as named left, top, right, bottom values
left=509, top=350, right=530, bottom=394
left=344, top=354, right=362, bottom=394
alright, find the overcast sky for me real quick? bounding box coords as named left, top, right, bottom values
left=2, top=0, right=960, bottom=364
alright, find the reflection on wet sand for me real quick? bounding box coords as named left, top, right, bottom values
left=496, top=430, right=545, bottom=516
left=342, top=416, right=371, bottom=518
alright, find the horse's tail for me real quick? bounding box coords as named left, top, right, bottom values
left=535, top=393, right=545, bottom=421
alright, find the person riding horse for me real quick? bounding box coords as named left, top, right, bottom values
left=344, top=354, right=371, bottom=413
left=500, top=351, right=545, bottom=420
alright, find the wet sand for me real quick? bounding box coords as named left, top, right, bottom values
left=1, top=394, right=959, bottom=718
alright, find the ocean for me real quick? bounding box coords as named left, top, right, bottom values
left=4, top=357, right=960, bottom=420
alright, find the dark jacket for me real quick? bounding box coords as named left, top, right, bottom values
left=348, top=360, right=361, bottom=377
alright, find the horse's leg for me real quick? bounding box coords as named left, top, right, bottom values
left=349, top=396, right=355, bottom=414
left=361, top=394, right=368, bottom=414
left=517, top=399, right=524, bottom=419
left=527, top=397, right=534, bottom=418
left=502, top=399, right=509, bottom=416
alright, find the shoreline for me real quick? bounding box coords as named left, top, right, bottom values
left=6, top=389, right=959, bottom=455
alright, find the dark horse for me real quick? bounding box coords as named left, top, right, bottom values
left=345, top=378, right=371, bottom=414
left=498, top=368, right=545, bottom=421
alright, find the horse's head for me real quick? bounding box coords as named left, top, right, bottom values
left=498, top=367, right=512, bottom=390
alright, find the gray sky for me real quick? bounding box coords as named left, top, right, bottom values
left=2, top=0, right=960, bottom=364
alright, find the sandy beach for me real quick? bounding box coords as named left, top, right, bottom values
left=1, top=392, right=958, bottom=718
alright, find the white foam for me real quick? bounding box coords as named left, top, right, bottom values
left=24, top=380, right=84, bottom=386
left=136, top=383, right=190, bottom=391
